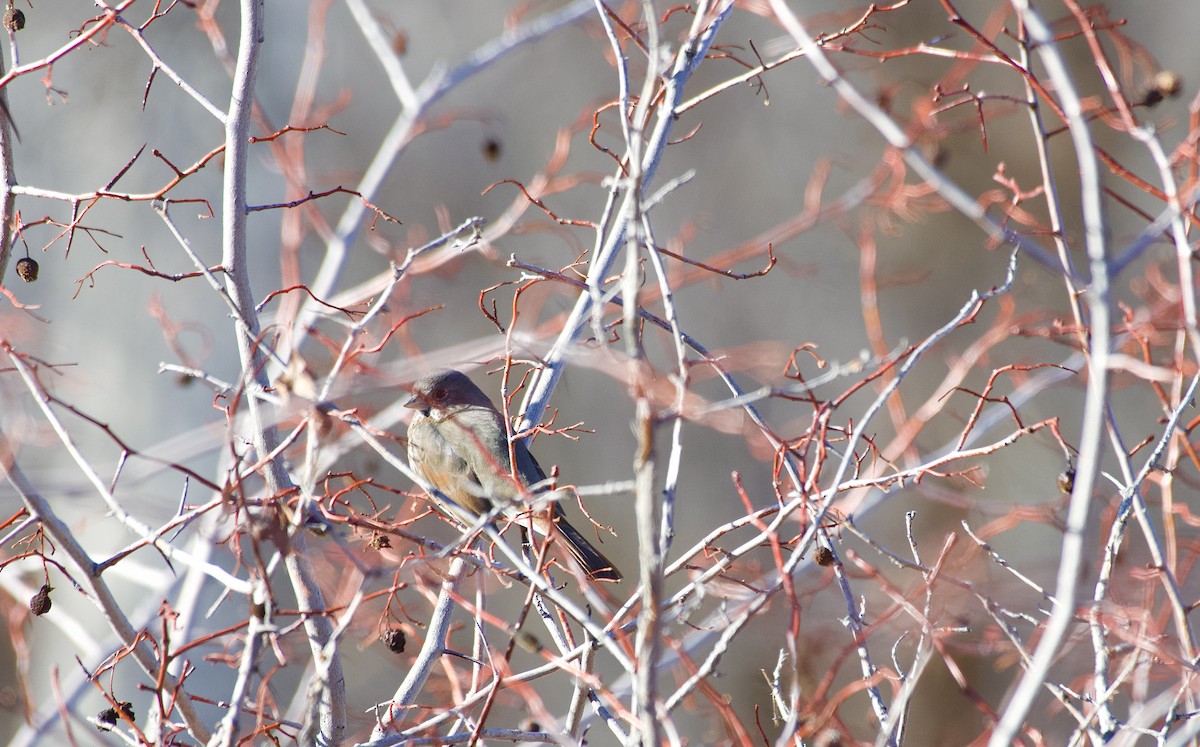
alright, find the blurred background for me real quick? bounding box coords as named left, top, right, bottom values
left=2, top=1, right=1199, bottom=744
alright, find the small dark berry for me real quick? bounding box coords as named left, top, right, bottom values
left=15, top=257, right=38, bottom=282
left=813, top=547, right=835, bottom=567
left=482, top=137, right=501, bottom=162
left=382, top=628, right=406, bottom=653
left=29, top=584, right=52, bottom=615
left=3, top=8, right=24, bottom=32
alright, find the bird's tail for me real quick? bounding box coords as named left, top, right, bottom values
left=555, top=517, right=622, bottom=582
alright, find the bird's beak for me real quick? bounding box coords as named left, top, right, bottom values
left=404, top=392, right=422, bottom=409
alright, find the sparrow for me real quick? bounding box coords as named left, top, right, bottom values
left=405, top=369, right=621, bottom=581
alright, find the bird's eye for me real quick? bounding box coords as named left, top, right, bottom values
left=433, top=387, right=447, bottom=400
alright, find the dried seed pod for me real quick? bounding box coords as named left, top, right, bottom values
left=1057, top=469, right=1075, bottom=495
left=313, top=406, right=334, bottom=439
left=382, top=628, right=406, bottom=653
left=1143, top=70, right=1183, bottom=107
left=1155, top=70, right=1183, bottom=99
left=3, top=8, right=24, bottom=32
left=29, top=584, right=52, bottom=615
left=813, top=546, right=835, bottom=567
left=812, top=728, right=845, bottom=747
left=15, top=257, right=38, bottom=282
left=96, top=701, right=134, bottom=730
left=97, top=708, right=118, bottom=729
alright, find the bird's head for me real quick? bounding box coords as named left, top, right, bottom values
left=405, top=369, right=495, bottom=415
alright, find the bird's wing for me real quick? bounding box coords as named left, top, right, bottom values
left=514, top=440, right=550, bottom=490
left=408, top=416, right=488, bottom=517
left=441, top=406, right=527, bottom=505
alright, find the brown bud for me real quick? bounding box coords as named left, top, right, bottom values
left=382, top=628, right=406, bottom=653
left=513, top=630, right=542, bottom=653
left=29, top=584, right=52, bottom=615
left=3, top=8, right=24, bottom=32
left=15, top=257, right=38, bottom=282
left=519, top=718, right=541, bottom=733
left=313, top=407, right=334, bottom=439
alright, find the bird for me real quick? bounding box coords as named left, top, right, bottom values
left=404, top=369, right=621, bottom=581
